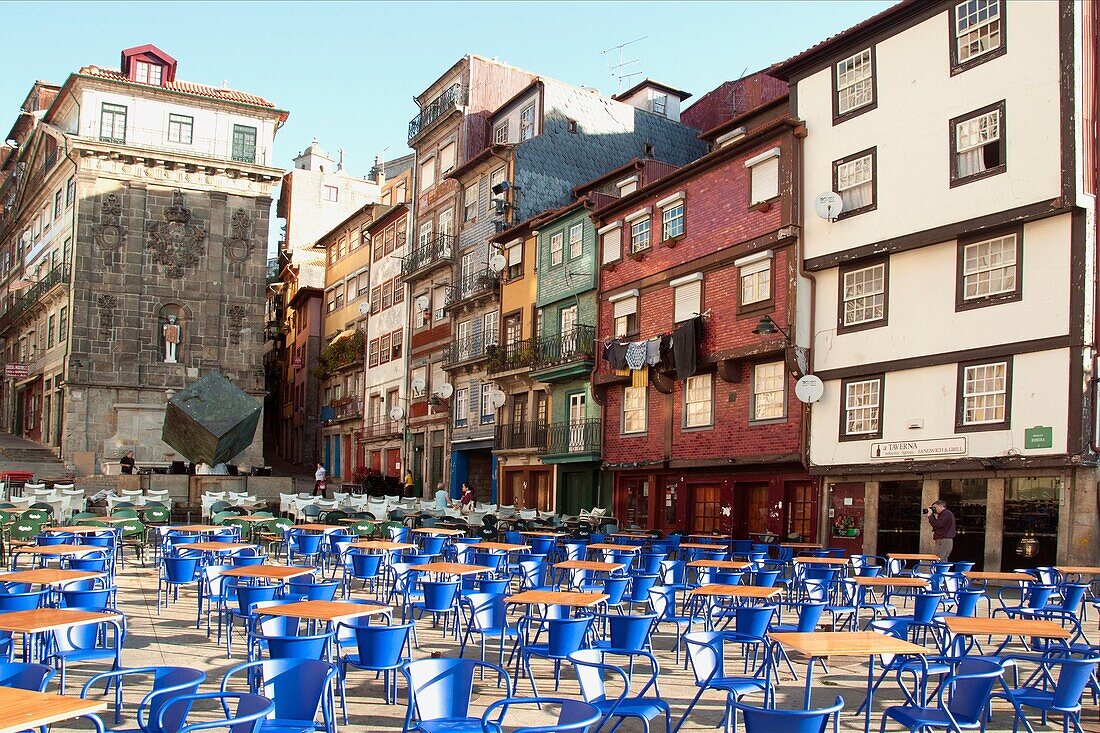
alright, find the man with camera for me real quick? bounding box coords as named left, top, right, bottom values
left=925, top=500, right=956, bottom=560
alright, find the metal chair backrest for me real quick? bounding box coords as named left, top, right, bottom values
left=943, top=658, right=1005, bottom=723
left=349, top=621, right=412, bottom=668
left=729, top=695, right=844, bottom=733
left=156, top=691, right=274, bottom=733
left=0, top=662, right=54, bottom=691
left=402, top=657, right=510, bottom=724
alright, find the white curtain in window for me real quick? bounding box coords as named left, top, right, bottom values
left=957, top=148, right=985, bottom=178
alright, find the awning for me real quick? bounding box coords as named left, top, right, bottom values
left=330, top=329, right=356, bottom=344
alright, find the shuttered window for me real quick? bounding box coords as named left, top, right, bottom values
left=745, top=147, right=781, bottom=205
left=611, top=291, right=638, bottom=338
left=671, top=273, right=703, bottom=323
left=601, top=226, right=622, bottom=265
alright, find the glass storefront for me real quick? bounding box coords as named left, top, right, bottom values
left=938, top=478, right=988, bottom=570
left=876, top=480, right=923, bottom=558
left=1001, top=477, right=1061, bottom=572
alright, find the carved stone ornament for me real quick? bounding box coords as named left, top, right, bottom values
left=92, top=193, right=128, bottom=268
left=147, top=189, right=207, bottom=278
left=224, top=208, right=255, bottom=279
left=96, top=293, right=118, bottom=337
left=227, top=305, right=247, bottom=345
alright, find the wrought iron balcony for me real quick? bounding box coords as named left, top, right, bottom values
left=361, top=418, right=401, bottom=440
left=6, top=264, right=69, bottom=328
left=531, top=326, right=596, bottom=373
left=541, top=418, right=601, bottom=457
left=408, top=84, right=466, bottom=141
left=322, top=397, right=362, bottom=422
left=442, top=333, right=496, bottom=369
left=495, top=420, right=548, bottom=451
left=445, top=268, right=499, bottom=310
left=401, top=234, right=455, bottom=278
left=487, top=337, right=539, bottom=374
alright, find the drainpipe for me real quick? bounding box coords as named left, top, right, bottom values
left=792, top=122, right=816, bottom=475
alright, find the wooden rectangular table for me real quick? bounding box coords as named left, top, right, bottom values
left=44, top=526, right=110, bottom=535
left=518, top=531, right=567, bottom=538
left=679, top=542, right=726, bottom=550
left=688, top=560, right=752, bottom=570
left=472, top=542, right=529, bottom=553
left=220, top=565, right=315, bottom=581
left=170, top=525, right=219, bottom=533
left=349, top=540, right=416, bottom=551
left=1055, top=565, right=1100, bottom=577
left=888, top=553, right=941, bottom=561
left=294, top=524, right=344, bottom=533
left=587, top=543, right=639, bottom=552
left=0, top=609, right=123, bottom=663
left=186, top=542, right=258, bottom=552
left=554, top=560, right=625, bottom=572
left=505, top=590, right=608, bottom=608
left=964, top=571, right=1031, bottom=583
left=853, top=577, right=929, bottom=588
left=942, top=616, right=1072, bottom=640
left=13, top=545, right=95, bottom=558
left=258, top=600, right=391, bottom=623
left=416, top=562, right=495, bottom=576
left=0, top=569, right=103, bottom=586
left=97, top=516, right=135, bottom=524
left=781, top=543, right=824, bottom=549
left=792, top=556, right=849, bottom=565
left=410, top=527, right=466, bottom=536
left=690, top=584, right=782, bottom=599
left=0, top=686, right=107, bottom=733
left=771, top=631, right=927, bottom=733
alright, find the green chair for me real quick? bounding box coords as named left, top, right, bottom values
left=251, top=511, right=274, bottom=518
left=70, top=512, right=98, bottom=524
left=349, top=521, right=375, bottom=537
left=255, top=518, right=293, bottom=558
left=20, top=509, right=50, bottom=523
left=75, top=517, right=108, bottom=527
left=8, top=521, right=44, bottom=567
left=112, top=508, right=139, bottom=519
left=222, top=517, right=250, bottom=539
left=119, top=519, right=147, bottom=567
left=143, top=506, right=171, bottom=525
left=212, top=511, right=236, bottom=526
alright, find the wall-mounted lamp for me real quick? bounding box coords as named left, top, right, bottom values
left=752, top=315, right=791, bottom=344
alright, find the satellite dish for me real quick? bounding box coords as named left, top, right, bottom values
left=435, top=383, right=454, bottom=399
left=814, top=192, right=844, bottom=221
left=489, top=390, right=506, bottom=409
left=389, top=405, right=405, bottom=421
left=415, top=295, right=430, bottom=312
left=411, top=377, right=426, bottom=393
left=795, top=374, right=825, bottom=404
left=488, top=253, right=507, bottom=274
left=358, top=303, right=370, bottom=316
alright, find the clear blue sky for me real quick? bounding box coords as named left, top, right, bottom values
left=2, top=1, right=894, bottom=177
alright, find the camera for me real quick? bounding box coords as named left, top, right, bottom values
left=923, top=507, right=933, bottom=515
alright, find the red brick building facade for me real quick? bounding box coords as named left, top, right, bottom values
left=593, top=91, right=820, bottom=541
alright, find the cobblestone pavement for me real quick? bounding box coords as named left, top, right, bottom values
left=39, top=553, right=1100, bottom=733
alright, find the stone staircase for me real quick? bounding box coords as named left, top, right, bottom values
left=0, top=433, right=71, bottom=477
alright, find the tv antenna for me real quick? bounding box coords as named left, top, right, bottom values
left=602, top=36, right=647, bottom=93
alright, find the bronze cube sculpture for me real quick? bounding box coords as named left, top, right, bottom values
left=161, top=371, right=261, bottom=466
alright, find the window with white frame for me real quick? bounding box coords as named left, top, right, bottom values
left=550, top=233, right=564, bottom=266
left=483, top=311, right=499, bottom=347
left=439, top=142, right=456, bottom=174
left=419, top=158, right=436, bottom=191
left=961, top=360, right=1008, bottom=426
left=835, top=150, right=875, bottom=214
left=962, top=233, right=1018, bottom=301
left=135, top=61, right=163, bottom=86
left=412, top=366, right=427, bottom=397
left=953, top=105, right=1003, bottom=181
left=629, top=217, right=651, bottom=253
left=463, top=183, right=478, bottom=222
left=167, top=114, right=193, bottom=144
left=737, top=252, right=772, bottom=306
left=835, top=49, right=874, bottom=116
left=684, top=373, right=713, bottom=428
left=954, top=0, right=1002, bottom=66
left=481, top=384, right=495, bottom=423
left=752, top=362, right=785, bottom=421
left=457, top=320, right=471, bottom=359
left=493, top=121, right=509, bottom=144
left=99, top=103, right=127, bottom=143
left=843, top=377, right=882, bottom=437
left=617, top=177, right=638, bottom=196
left=520, top=103, right=536, bottom=140
left=671, top=273, right=703, bottom=323
left=455, top=388, right=469, bottom=427
left=568, top=223, right=583, bottom=259
left=623, top=386, right=647, bottom=434
left=746, top=148, right=780, bottom=205
left=600, top=225, right=622, bottom=265
left=418, top=220, right=434, bottom=249
left=506, top=241, right=523, bottom=279
left=433, top=285, right=447, bottom=322
left=662, top=202, right=684, bottom=240
left=611, top=291, right=638, bottom=338
left=841, top=261, right=886, bottom=327
left=490, top=167, right=507, bottom=193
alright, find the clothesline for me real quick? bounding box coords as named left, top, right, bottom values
left=601, top=315, right=704, bottom=381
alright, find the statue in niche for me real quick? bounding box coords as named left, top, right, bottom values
left=163, top=315, right=181, bottom=363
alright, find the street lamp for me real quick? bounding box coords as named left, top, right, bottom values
left=752, top=315, right=791, bottom=343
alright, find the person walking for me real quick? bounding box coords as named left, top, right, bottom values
left=926, top=499, right=956, bottom=561
left=313, top=462, right=327, bottom=497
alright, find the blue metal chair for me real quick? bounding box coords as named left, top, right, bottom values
left=480, top=697, right=601, bottom=733
left=155, top=692, right=275, bottom=733
left=879, top=658, right=1002, bottom=732
left=0, top=661, right=54, bottom=691
left=647, top=585, right=705, bottom=664
left=677, top=631, right=773, bottom=732
left=59, top=587, right=115, bottom=612
left=401, top=657, right=511, bottom=733
left=410, top=580, right=460, bottom=645
left=198, top=565, right=234, bottom=638
left=82, top=665, right=206, bottom=728
left=991, top=653, right=1098, bottom=733
left=221, top=658, right=338, bottom=733
left=225, top=582, right=280, bottom=657
left=287, top=531, right=324, bottom=567
left=343, top=551, right=383, bottom=597
left=158, top=556, right=200, bottom=613
left=459, top=592, right=519, bottom=669
left=730, top=695, right=843, bottom=733
left=517, top=615, right=592, bottom=696
left=283, top=579, right=339, bottom=603
left=769, top=602, right=825, bottom=680
left=44, top=617, right=125, bottom=694
left=862, top=618, right=952, bottom=714
left=569, top=649, right=671, bottom=733
left=336, top=620, right=412, bottom=718
left=254, top=629, right=332, bottom=661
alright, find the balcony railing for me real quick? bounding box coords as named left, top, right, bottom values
left=401, top=234, right=455, bottom=278
left=442, top=333, right=496, bottom=368
left=79, top=123, right=271, bottom=165
left=532, top=326, right=596, bottom=371
left=542, top=418, right=601, bottom=456
left=322, top=398, right=362, bottom=422
left=408, top=84, right=466, bottom=141
left=6, top=265, right=69, bottom=328
left=445, top=268, right=499, bottom=309
left=361, top=419, right=401, bottom=440
left=487, top=337, right=539, bottom=374
left=495, top=421, right=548, bottom=451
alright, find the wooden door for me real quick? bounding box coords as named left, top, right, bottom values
left=829, top=482, right=865, bottom=554
left=690, top=484, right=723, bottom=535
left=784, top=481, right=819, bottom=543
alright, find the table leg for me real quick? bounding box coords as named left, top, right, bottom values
left=803, top=654, right=815, bottom=708
left=864, top=654, right=875, bottom=733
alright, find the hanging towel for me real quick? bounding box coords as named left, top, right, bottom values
left=632, top=366, right=649, bottom=388
left=672, top=317, right=700, bottom=380
left=604, top=341, right=629, bottom=370
left=645, top=337, right=662, bottom=366
left=613, top=368, right=631, bottom=377
left=625, top=341, right=648, bottom=370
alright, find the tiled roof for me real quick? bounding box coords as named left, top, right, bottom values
left=78, top=65, right=277, bottom=108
